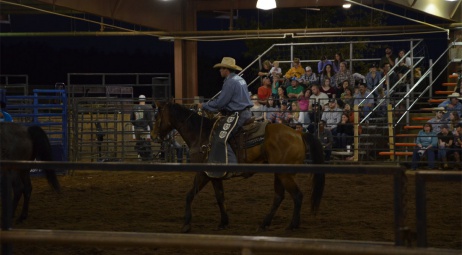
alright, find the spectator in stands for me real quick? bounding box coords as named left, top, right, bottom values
left=395, top=49, right=412, bottom=83
left=309, top=84, right=329, bottom=110
left=379, top=46, right=396, bottom=70
left=321, top=98, right=342, bottom=139
left=297, top=88, right=311, bottom=114
left=277, top=87, right=288, bottom=104
left=294, top=123, right=306, bottom=133
left=318, top=55, right=333, bottom=74
left=427, top=107, right=447, bottom=134
left=336, top=113, right=354, bottom=149
left=341, top=86, right=354, bottom=108
left=257, top=77, right=272, bottom=104
left=264, top=97, right=279, bottom=122
left=456, top=60, right=462, bottom=90
left=375, top=87, right=388, bottom=118
left=308, top=101, right=323, bottom=134
left=284, top=58, right=305, bottom=83
left=365, top=63, right=382, bottom=93
left=258, top=60, right=272, bottom=80
left=343, top=103, right=362, bottom=135
left=271, top=74, right=280, bottom=99
left=300, top=66, right=318, bottom=88
left=382, top=63, right=399, bottom=93
left=333, top=62, right=355, bottom=89
left=131, top=95, right=153, bottom=161
left=437, top=92, right=462, bottom=120
left=336, top=79, right=350, bottom=99
left=320, top=78, right=337, bottom=99
left=448, top=111, right=461, bottom=133
left=437, top=124, right=454, bottom=170
left=289, top=101, right=300, bottom=126
left=353, top=83, right=374, bottom=118
left=332, top=52, right=345, bottom=73
left=318, top=120, right=333, bottom=161
left=0, top=101, right=13, bottom=122
left=452, top=123, right=462, bottom=170
left=250, top=94, right=265, bottom=122
left=319, top=64, right=335, bottom=86
left=286, top=78, right=304, bottom=100
left=269, top=60, right=282, bottom=80
left=268, top=100, right=291, bottom=124
left=411, top=123, right=437, bottom=170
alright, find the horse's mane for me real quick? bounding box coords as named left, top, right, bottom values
left=168, top=103, right=214, bottom=135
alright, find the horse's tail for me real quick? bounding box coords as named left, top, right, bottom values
left=303, top=132, right=325, bottom=215
left=27, top=125, right=61, bottom=193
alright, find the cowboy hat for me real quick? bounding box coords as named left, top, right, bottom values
left=433, top=107, right=447, bottom=113
left=213, top=57, right=242, bottom=71
left=448, top=92, right=460, bottom=98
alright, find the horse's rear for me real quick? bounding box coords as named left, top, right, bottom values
left=0, top=122, right=60, bottom=223
left=259, top=123, right=325, bottom=230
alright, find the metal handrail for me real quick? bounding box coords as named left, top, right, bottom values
left=393, top=40, right=460, bottom=127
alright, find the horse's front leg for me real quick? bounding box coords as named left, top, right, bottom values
left=211, top=179, right=228, bottom=230
left=259, top=174, right=285, bottom=231
left=183, top=172, right=210, bottom=233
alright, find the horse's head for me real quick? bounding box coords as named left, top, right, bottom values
left=152, top=101, right=174, bottom=141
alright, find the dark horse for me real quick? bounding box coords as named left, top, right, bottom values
left=0, top=122, right=61, bottom=223
left=153, top=102, right=325, bottom=233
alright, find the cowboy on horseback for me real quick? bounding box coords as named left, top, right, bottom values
left=198, top=57, right=253, bottom=165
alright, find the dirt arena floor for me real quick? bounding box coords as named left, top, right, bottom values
left=7, top=169, right=462, bottom=255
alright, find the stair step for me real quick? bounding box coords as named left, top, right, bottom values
left=449, top=74, right=459, bottom=79
left=404, top=125, right=423, bottom=129
left=396, top=133, right=418, bottom=137
left=442, top=82, right=457, bottom=87
left=379, top=151, right=413, bottom=156
left=420, top=107, right=440, bottom=111
left=428, top=99, right=445, bottom=103
left=395, top=143, right=417, bottom=147
left=411, top=116, right=431, bottom=121
left=435, top=91, right=454, bottom=95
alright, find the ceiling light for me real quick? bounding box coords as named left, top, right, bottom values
left=343, top=3, right=352, bottom=9
left=256, top=0, right=276, bottom=10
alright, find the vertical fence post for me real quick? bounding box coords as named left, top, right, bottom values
left=415, top=172, right=428, bottom=247
left=1, top=171, right=13, bottom=255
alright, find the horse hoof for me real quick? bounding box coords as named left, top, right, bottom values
left=181, top=224, right=191, bottom=233
left=256, top=226, right=268, bottom=232
left=285, top=225, right=299, bottom=231
left=217, top=224, right=228, bottom=230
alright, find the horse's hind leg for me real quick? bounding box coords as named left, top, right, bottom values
left=11, top=172, right=24, bottom=222
left=211, top=179, right=228, bottom=230
left=281, top=174, right=303, bottom=230
left=16, top=171, right=32, bottom=223
left=260, top=174, right=285, bottom=231
left=183, top=172, right=210, bottom=233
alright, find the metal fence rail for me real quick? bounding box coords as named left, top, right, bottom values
left=1, top=229, right=460, bottom=255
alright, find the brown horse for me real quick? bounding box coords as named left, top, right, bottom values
left=152, top=102, right=325, bottom=233
left=0, top=122, right=61, bottom=224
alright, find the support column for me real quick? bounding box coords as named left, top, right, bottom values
left=173, top=0, right=198, bottom=104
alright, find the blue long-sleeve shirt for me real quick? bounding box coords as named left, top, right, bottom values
left=203, top=73, right=253, bottom=112
left=415, top=130, right=437, bottom=148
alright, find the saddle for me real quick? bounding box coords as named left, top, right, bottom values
left=232, top=120, right=268, bottom=154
